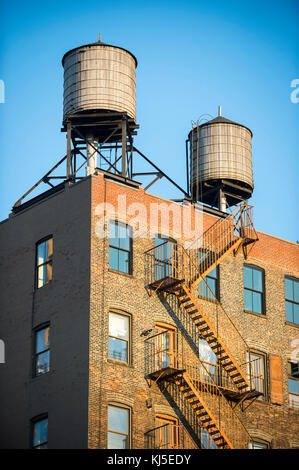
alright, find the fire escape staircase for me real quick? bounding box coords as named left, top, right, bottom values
left=144, top=203, right=260, bottom=449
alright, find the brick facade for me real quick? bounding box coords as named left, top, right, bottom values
left=0, top=172, right=298, bottom=448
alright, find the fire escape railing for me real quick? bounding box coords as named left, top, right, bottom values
left=144, top=203, right=258, bottom=392
left=144, top=330, right=254, bottom=449
left=144, top=422, right=195, bottom=449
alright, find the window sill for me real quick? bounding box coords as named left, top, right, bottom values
left=107, top=358, right=133, bottom=368
left=285, top=321, right=299, bottom=329
left=108, top=268, right=134, bottom=279
left=244, top=310, right=267, bottom=319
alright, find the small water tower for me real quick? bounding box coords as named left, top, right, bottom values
left=188, top=107, right=254, bottom=211
left=61, top=35, right=139, bottom=178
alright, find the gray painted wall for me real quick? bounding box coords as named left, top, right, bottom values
left=0, top=179, right=91, bottom=448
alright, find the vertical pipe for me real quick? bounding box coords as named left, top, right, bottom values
left=66, top=122, right=72, bottom=178
left=219, top=188, right=227, bottom=212
left=185, top=139, right=190, bottom=196
left=122, top=117, right=127, bottom=177
left=86, top=134, right=98, bottom=176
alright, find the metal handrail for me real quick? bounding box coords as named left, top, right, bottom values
left=144, top=330, right=253, bottom=449
left=145, top=203, right=258, bottom=390
left=144, top=422, right=195, bottom=449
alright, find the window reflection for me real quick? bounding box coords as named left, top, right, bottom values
left=109, top=222, right=132, bottom=274
left=109, top=313, right=129, bottom=363
left=244, top=266, right=264, bottom=315
left=32, top=417, right=48, bottom=449
left=108, top=406, right=129, bottom=449
left=36, top=238, right=53, bottom=289
left=34, top=326, right=50, bottom=376
left=285, top=277, right=299, bottom=325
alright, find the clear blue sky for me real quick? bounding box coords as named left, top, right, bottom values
left=0, top=0, right=298, bottom=242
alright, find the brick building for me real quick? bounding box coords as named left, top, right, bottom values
left=0, top=170, right=298, bottom=449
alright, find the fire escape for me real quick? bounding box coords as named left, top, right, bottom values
left=144, top=203, right=261, bottom=449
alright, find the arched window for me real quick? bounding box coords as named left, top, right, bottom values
left=154, top=323, right=177, bottom=370
left=107, top=404, right=131, bottom=449
left=154, top=414, right=179, bottom=449
left=31, top=414, right=48, bottom=449
left=108, top=310, right=131, bottom=364
left=248, top=439, right=270, bottom=449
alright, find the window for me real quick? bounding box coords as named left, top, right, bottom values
left=154, top=235, right=176, bottom=280
left=288, top=361, right=299, bottom=409
left=198, top=337, right=218, bottom=383
left=244, top=265, right=265, bottom=315
left=154, top=323, right=177, bottom=370
left=109, top=221, right=132, bottom=274
left=34, top=326, right=50, bottom=376
left=109, top=312, right=129, bottom=363
left=285, top=277, right=299, bottom=325
left=201, top=429, right=218, bottom=449
left=249, top=440, right=269, bottom=449
left=155, top=415, right=178, bottom=449
left=32, top=416, right=48, bottom=449
left=36, top=237, right=53, bottom=289
left=108, top=405, right=130, bottom=449
left=199, top=266, right=219, bottom=301
left=249, top=352, right=267, bottom=400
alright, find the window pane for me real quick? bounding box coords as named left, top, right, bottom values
left=36, top=350, right=50, bottom=376
left=289, top=393, right=299, bottom=409
left=199, top=280, right=206, bottom=298
left=108, top=406, right=128, bottom=434
left=201, top=429, right=218, bottom=449
left=37, top=241, right=47, bottom=266
left=294, top=280, right=299, bottom=303
left=109, top=222, right=119, bottom=248
left=244, top=266, right=253, bottom=289
left=118, top=250, right=130, bottom=274
left=33, top=418, right=48, bottom=447
left=108, top=432, right=127, bottom=449
left=37, top=265, right=47, bottom=288
left=285, top=278, right=294, bottom=301
left=119, top=225, right=130, bottom=251
left=294, top=303, right=299, bottom=325
left=252, top=292, right=262, bottom=314
left=285, top=301, right=294, bottom=323
left=250, top=441, right=268, bottom=449
left=109, top=247, right=119, bottom=271
left=209, top=267, right=217, bottom=279
left=288, top=378, right=299, bottom=395
left=206, top=277, right=216, bottom=298
left=250, top=354, right=264, bottom=396
left=109, top=313, right=128, bottom=339
left=109, top=337, right=128, bottom=362
left=47, top=238, right=53, bottom=261
left=199, top=338, right=217, bottom=364
left=36, top=327, right=50, bottom=353
left=244, top=289, right=252, bottom=311
left=155, top=236, right=169, bottom=247
left=253, top=269, right=262, bottom=292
